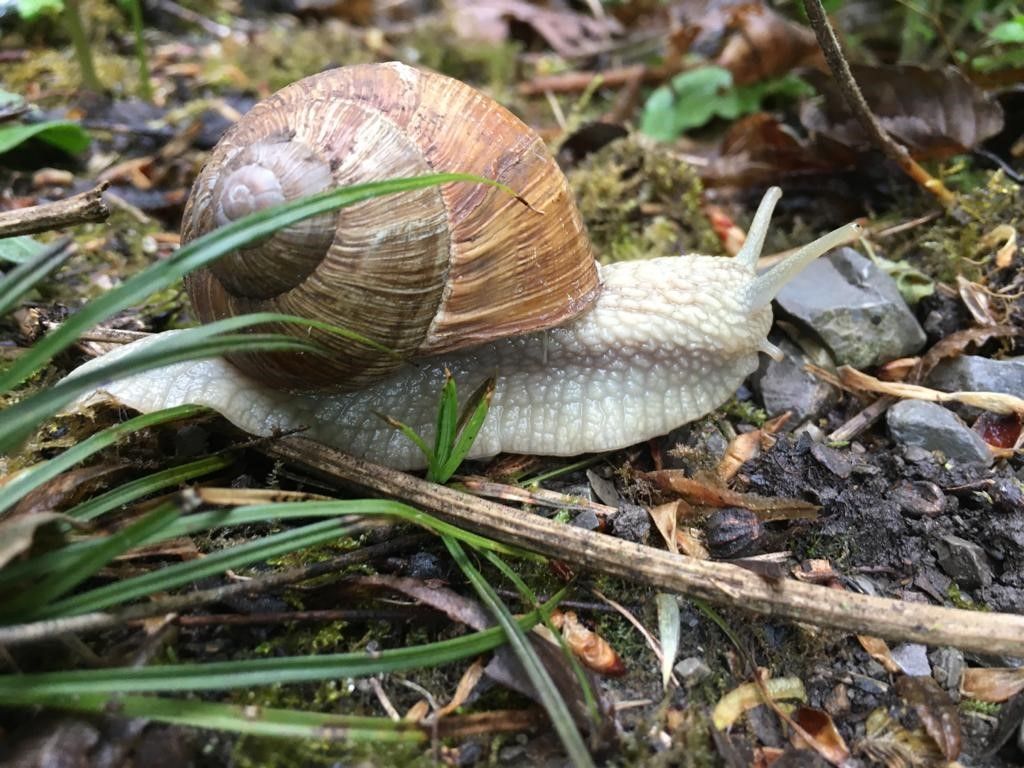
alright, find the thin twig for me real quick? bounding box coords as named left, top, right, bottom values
left=801, top=0, right=957, bottom=209
left=267, top=437, right=1024, bottom=656
left=0, top=182, right=111, bottom=238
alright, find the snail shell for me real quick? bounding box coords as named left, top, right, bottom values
left=182, top=62, right=600, bottom=392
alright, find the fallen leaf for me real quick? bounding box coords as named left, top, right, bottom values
left=0, top=511, right=80, bottom=569
left=790, top=706, right=851, bottom=765
left=648, top=501, right=681, bottom=554
left=961, top=667, right=1024, bottom=702
left=643, top=471, right=819, bottom=520
left=436, top=657, right=487, bottom=717
left=551, top=609, right=626, bottom=677
left=858, top=635, right=901, bottom=675
left=895, top=675, right=962, bottom=761
left=717, top=430, right=762, bottom=482
left=858, top=707, right=946, bottom=767
left=713, top=2, right=821, bottom=85
left=801, top=65, right=1004, bottom=159
left=957, top=275, right=998, bottom=326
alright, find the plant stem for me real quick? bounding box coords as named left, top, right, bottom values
left=62, top=0, right=102, bottom=93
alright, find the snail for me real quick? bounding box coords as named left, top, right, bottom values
left=71, top=62, right=859, bottom=470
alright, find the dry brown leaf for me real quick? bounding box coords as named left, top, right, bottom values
left=717, top=430, right=762, bottom=482
left=858, top=707, right=946, bottom=767
left=550, top=609, right=626, bottom=677
left=713, top=2, right=821, bottom=85
left=857, top=635, right=901, bottom=675
left=917, top=324, right=1020, bottom=379
left=648, top=501, right=680, bottom=554
left=801, top=65, right=1004, bottom=159
left=960, top=667, right=1024, bottom=703
left=643, top=471, right=819, bottom=520
left=839, top=365, right=1024, bottom=417
left=791, top=559, right=840, bottom=585
left=352, top=575, right=489, bottom=630
left=790, top=706, right=852, bottom=765
left=877, top=357, right=919, bottom=382
left=7, top=463, right=126, bottom=518
left=895, top=675, right=961, bottom=761
left=436, top=658, right=487, bottom=718
left=957, top=276, right=998, bottom=326
left=448, top=0, right=622, bottom=58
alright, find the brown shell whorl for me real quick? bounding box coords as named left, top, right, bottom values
left=183, top=62, right=600, bottom=392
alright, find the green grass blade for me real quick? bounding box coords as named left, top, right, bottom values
left=0, top=237, right=73, bottom=316
left=23, top=693, right=424, bottom=741
left=444, top=536, right=595, bottom=768
left=35, top=518, right=361, bottom=619
left=0, top=694, right=429, bottom=742
left=439, top=376, right=494, bottom=482
left=0, top=173, right=506, bottom=394
left=375, top=412, right=434, bottom=467
left=0, top=405, right=206, bottom=517
left=431, top=373, right=459, bottom=481
left=0, top=607, right=551, bottom=695
left=0, top=502, right=181, bottom=619
left=66, top=455, right=234, bottom=522
left=0, top=308, right=347, bottom=454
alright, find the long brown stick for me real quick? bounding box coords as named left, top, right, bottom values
left=801, top=0, right=956, bottom=208
left=268, top=437, right=1024, bottom=656
left=0, top=181, right=110, bottom=238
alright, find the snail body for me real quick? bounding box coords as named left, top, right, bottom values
left=70, top=64, right=858, bottom=470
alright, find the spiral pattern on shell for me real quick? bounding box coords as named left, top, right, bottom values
left=182, top=62, right=600, bottom=391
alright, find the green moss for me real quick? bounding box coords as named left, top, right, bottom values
left=567, top=135, right=721, bottom=264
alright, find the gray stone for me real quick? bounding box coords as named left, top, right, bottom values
left=926, top=355, right=1024, bottom=400
left=890, top=643, right=931, bottom=676
left=751, top=336, right=838, bottom=422
left=674, top=656, right=712, bottom=686
left=775, top=247, right=926, bottom=368
left=570, top=508, right=601, bottom=531
left=929, top=647, right=964, bottom=691
left=886, top=400, right=993, bottom=466
left=933, top=534, right=993, bottom=589
left=611, top=503, right=650, bottom=544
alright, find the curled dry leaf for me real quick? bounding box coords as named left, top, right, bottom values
left=550, top=609, right=626, bottom=677
left=801, top=65, right=1004, bottom=159
left=791, top=559, right=841, bottom=585
left=643, top=471, right=819, bottom=521
left=436, top=658, right=487, bottom=718
left=716, top=430, right=763, bottom=483
left=895, top=675, right=962, bottom=762
left=7, top=463, right=126, bottom=518
left=839, top=365, right=1024, bottom=418
left=917, top=324, right=1020, bottom=379
left=712, top=676, right=807, bottom=731
left=790, top=706, right=851, bottom=766
left=976, top=223, right=1018, bottom=270
left=0, top=512, right=81, bottom=569
left=648, top=501, right=680, bottom=554
left=961, top=667, right=1024, bottom=703
left=676, top=526, right=710, bottom=560
left=957, top=276, right=998, bottom=326
left=857, top=635, right=901, bottom=675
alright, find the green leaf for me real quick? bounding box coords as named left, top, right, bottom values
left=640, top=67, right=812, bottom=141
left=16, top=0, right=64, bottom=18
left=641, top=67, right=734, bottom=141
left=0, top=235, right=47, bottom=265
left=431, top=372, right=459, bottom=481
left=0, top=120, right=91, bottom=155
left=990, top=16, right=1024, bottom=44
left=439, top=376, right=494, bottom=481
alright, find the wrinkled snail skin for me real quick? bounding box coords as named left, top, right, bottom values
left=65, top=63, right=863, bottom=470
left=72, top=256, right=772, bottom=470
left=70, top=196, right=861, bottom=471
